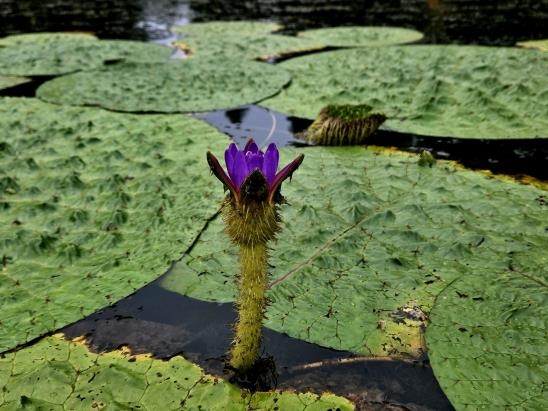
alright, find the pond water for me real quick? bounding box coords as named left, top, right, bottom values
left=1, top=1, right=547, bottom=410
left=1, top=0, right=547, bottom=45
left=197, top=105, right=548, bottom=181
left=62, top=277, right=454, bottom=410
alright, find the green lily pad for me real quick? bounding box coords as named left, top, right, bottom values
left=37, top=59, right=291, bottom=113
left=161, top=146, right=547, bottom=357
left=426, top=270, right=547, bottom=410
left=0, top=40, right=172, bottom=76
left=261, top=45, right=548, bottom=138
left=0, top=97, right=227, bottom=352
left=517, top=38, right=548, bottom=52
left=173, top=21, right=325, bottom=61
left=0, top=76, right=30, bottom=91
left=298, top=26, right=424, bottom=47
left=0, top=32, right=98, bottom=47
left=0, top=334, right=354, bottom=410
left=172, top=21, right=282, bottom=37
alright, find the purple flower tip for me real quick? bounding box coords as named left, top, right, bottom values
left=207, top=138, right=304, bottom=203
left=225, top=139, right=279, bottom=188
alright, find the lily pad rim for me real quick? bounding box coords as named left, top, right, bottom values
left=297, top=25, right=425, bottom=45
left=0, top=31, right=99, bottom=47
left=36, top=58, right=292, bottom=114
left=171, top=20, right=284, bottom=35
left=261, top=44, right=548, bottom=139
left=0, top=75, right=32, bottom=90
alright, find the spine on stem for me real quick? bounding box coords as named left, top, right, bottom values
left=229, top=243, right=269, bottom=371
left=224, top=197, right=279, bottom=373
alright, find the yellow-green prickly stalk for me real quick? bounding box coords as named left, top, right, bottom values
left=222, top=187, right=280, bottom=372
left=222, top=196, right=280, bottom=246
left=229, top=242, right=270, bottom=371
left=206, top=139, right=304, bottom=376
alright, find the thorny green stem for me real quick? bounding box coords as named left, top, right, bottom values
left=229, top=243, right=269, bottom=372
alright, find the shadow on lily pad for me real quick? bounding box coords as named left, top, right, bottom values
left=62, top=276, right=454, bottom=411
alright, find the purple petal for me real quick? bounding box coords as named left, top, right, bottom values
left=262, top=143, right=279, bottom=186
left=232, top=149, right=249, bottom=188
left=244, top=139, right=259, bottom=154
left=207, top=151, right=238, bottom=196
left=246, top=151, right=264, bottom=174
left=268, top=154, right=304, bottom=202
left=224, top=143, right=238, bottom=181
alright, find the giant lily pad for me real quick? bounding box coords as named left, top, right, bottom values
left=518, top=38, right=548, bottom=52
left=261, top=45, right=548, bottom=138
left=161, top=146, right=547, bottom=358
left=0, top=32, right=98, bottom=47
left=517, top=38, right=548, bottom=52
left=0, top=76, right=30, bottom=91
left=426, top=270, right=547, bottom=410
left=172, top=21, right=325, bottom=61
left=0, top=97, right=227, bottom=352
left=171, top=21, right=283, bottom=37
left=0, top=40, right=172, bottom=76
left=0, top=334, right=354, bottom=410
left=37, top=59, right=291, bottom=113
left=298, top=26, right=424, bottom=47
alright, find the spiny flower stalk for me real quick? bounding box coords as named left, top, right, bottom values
left=207, top=139, right=304, bottom=375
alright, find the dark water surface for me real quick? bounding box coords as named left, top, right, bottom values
left=198, top=105, right=548, bottom=181
left=1, top=0, right=548, bottom=45
left=62, top=275, right=454, bottom=411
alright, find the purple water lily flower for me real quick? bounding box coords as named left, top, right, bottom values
left=207, top=139, right=304, bottom=204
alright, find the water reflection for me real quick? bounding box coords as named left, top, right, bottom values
left=193, top=105, right=306, bottom=149
left=0, top=0, right=146, bottom=39
left=1, top=0, right=546, bottom=45
left=62, top=278, right=454, bottom=410
left=0, top=0, right=192, bottom=41
left=135, top=0, right=192, bottom=42
left=198, top=105, right=548, bottom=181
left=190, top=0, right=548, bottom=45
